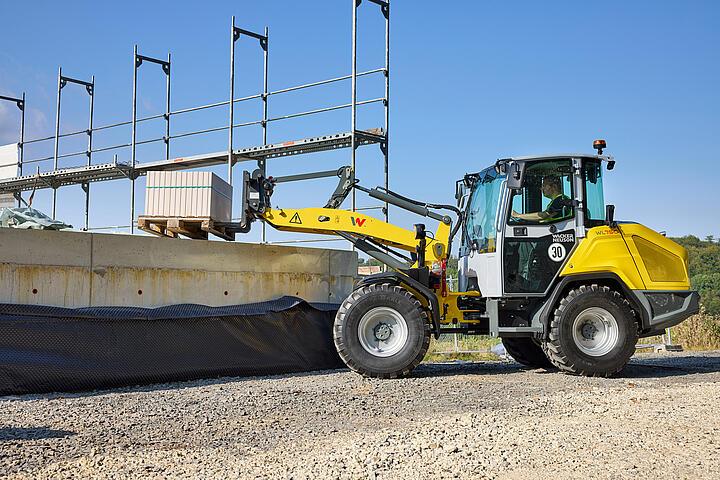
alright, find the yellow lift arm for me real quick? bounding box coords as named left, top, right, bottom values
left=261, top=207, right=451, bottom=266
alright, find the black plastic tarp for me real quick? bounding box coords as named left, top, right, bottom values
left=0, top=296, right=344, bottom=396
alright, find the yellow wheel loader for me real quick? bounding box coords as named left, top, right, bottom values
left=231, top=140, right=699, bottom=377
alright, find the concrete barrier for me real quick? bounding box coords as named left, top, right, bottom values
left=0, top=229, right=357, bottom=308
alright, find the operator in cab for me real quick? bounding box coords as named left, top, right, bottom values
left=512, top=175, right=570, bottom=222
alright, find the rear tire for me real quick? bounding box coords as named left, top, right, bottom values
left=543, top=284, right=638, bottom=377
left=334, top=283, right=431, bottom=378
left=502, top=337, right=554, bottom=369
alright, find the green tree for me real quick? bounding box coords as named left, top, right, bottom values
left=673, top=236, right=720, bottom=315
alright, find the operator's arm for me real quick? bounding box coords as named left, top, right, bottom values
left=512, top=210, right=552, bottom=221
left=512, top=195, right=570, bottom=222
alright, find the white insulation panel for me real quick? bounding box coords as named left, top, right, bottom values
left=144, top=171, right=232, bottom=222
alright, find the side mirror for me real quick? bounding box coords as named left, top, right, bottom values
left=605, top=204, right=617, bottom=228
left=506, top=161, right=526, bottom=190
left=587, top=163, right=599, bottom=184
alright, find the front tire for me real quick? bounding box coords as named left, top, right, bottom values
left=543, top=284, right=638, bottom=377
left=334, top=283, right=430, bottom=378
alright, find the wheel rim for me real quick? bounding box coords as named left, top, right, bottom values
left=357, top=307, right=409, bottom=358
left=571, top=307, right=620, bottom=357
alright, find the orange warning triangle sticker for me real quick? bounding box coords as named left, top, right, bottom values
left=289, top=212, right=302, bottom=224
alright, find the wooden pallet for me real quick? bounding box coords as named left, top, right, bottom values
left=137, top=216, right=235, bottom=241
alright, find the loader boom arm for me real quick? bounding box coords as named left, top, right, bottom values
left=233, top=167, right=455, bottom=270
left=261, top=206, right=451, bottom=266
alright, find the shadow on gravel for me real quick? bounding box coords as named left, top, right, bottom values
left=0, top=427, right=75, bottom=441
left=620, top=354, right=720, bottom=379
left=416, top=354, right=720, bottom=380
left=1, top=368, right=352, bottom=402
left=4, top=355, right=718, bottom=401
left=2, top=362, right=525, bottom=400
left=413, top=361, right=526, bottom=378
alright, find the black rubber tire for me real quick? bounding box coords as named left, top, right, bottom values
left=502, top=337, right=554, bottom=369
left=333, top=283, right=431, bottom=378
left=543, top=284, right=638, bottom=377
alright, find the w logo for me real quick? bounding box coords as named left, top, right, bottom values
left=350, top=217, right=366, bottom=227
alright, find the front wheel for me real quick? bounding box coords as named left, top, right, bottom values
left=334, top=283, right=431, bottom=378
left=543, top=284, right=638, bottom=377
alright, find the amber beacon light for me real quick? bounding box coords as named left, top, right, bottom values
left=593, top=139, right=607, bottom=155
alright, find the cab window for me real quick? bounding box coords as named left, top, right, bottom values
left=466, top=170, right=504, bottom=253
left=508, top=160, right=574, bottom=225
left=583, top=160, right=605, bottom=224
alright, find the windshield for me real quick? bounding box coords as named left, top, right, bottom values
left=466, top=170, right=504, bottom=253
left=508, top=159, right=574, bottom=225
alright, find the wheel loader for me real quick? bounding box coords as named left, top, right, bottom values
left=231, top=140, right=700, bottom=377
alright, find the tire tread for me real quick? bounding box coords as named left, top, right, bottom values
left=542, top=284, right=637, bottom=377
left=333, top=283, right=430, bottom=379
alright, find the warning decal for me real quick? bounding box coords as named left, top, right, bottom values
left=289, top=212, right=302, bottom=224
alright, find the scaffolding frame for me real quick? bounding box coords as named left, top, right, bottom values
left=130, top=47, right=171, bottom=233
left=0, top=1, right=391, bottom=239
left=352, top=0, right=390, bottom=224
left=50, top=69, right=95, bottom=224
left=0, top=93, right=25, bottom=207
left=229, top=18, right=268, bottom=184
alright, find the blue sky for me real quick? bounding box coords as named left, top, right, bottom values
left=0, top=0, right=718, bottom=245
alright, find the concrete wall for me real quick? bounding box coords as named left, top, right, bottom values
left=0, top=229, right=357, bottom=308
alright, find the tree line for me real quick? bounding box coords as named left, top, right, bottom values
left=673, top=236, right=720, bottom=315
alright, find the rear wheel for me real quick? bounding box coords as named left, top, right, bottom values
left=543, top=284, right=638, bottom=377
left=502, top=337, right=554, bottom=369
left=334, top=283, right=431, bottom=378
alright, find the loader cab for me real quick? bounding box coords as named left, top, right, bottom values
left=460, top=154, right=610, bottom=298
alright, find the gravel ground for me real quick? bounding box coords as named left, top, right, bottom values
left=1, top=351, right=719, bottom=479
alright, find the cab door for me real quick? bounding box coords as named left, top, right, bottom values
left=463, top=169, right=506, bottom=297
left=502, top=159, right=578, bottom=296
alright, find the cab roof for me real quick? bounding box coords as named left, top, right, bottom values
left=468, top=153, right=614, bottom=183
left=498, top=153, right=611, bottom=162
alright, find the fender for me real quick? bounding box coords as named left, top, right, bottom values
left=356, top=271, right=442, bottom=339
left=538, top=272, right=649, bottom=335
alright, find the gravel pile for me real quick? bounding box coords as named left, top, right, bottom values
left=1, top=352, right=719, bottom=479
